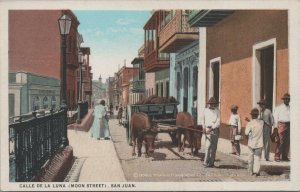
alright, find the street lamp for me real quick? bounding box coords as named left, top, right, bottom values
left=76, top=51, right=84, bottom=124
left=58, top=14, right=72, bottom=146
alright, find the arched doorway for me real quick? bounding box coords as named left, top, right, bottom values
left=176, top=72, right=181, bottom=103
left=32, top=96, right=40, bottom=111
left=192, top=66, right=198, bottom=121
left=183, top=67, right=189, bottom=112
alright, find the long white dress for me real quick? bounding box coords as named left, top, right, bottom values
left=90, top=104, right=110, bottom=139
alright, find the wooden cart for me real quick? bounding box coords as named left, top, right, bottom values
left=123, top=103, right=179, bottom=145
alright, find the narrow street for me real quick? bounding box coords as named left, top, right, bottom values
left=109, top=118, right=290, bottom=182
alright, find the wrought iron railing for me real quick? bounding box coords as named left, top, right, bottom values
left=132, top=80, right=145, bottom=93
left=9, top=109, right=67, bottom=182
left=159, top=11, right=198, bottom=48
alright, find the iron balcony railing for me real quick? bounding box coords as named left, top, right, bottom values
left=132, top=80, right=145, bottom=93
left=9, top=109, right=68, bottom=182
left=159, top=11, right=199, bottom=49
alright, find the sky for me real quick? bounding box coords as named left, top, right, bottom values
left=74, top=10, right=151, bottom=81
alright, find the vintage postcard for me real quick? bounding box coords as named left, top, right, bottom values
left=1, top=0, right=300, bottom=191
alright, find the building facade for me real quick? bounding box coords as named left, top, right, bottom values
left=143, top=11, right=170, bottom=98
left=9, top=10, right=82, bottom=115
left=115, top=66, right=139, bottom=107
left=129, top=44, right=146, bottom=104
left=188, top=10, right=289, bottom=142
left=9, top=72, right=60, bottom=117
left=158, top=10, right=199, bottom=113
left=80, top=47, right=93, bottom=108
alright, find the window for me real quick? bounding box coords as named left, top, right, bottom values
left=158, top=52, right=170, bottom=60
left=43, top=96, right=49, bottom=109
left=51, top=96, right=57, bottom=109
left=156, top=83, right=159, bottom=96
left=161, top=82, right=164, bottom=97
left=9, top=94, right=15, bottom=117
left=166, top=81, right=169, bottom=98
left=32, top=96, right=40, bottom=111
left=177, top=72, right=181, bottom=101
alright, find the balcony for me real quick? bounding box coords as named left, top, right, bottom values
left=132, top=80, right=145, bottom=93
left=159, top=11, right=199, bottom=53
left=188, top=10, right=234, bottom=27
left=144, top=50, right=169, bottom=72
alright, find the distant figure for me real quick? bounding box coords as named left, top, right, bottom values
left=90, top=100, right=110, bottom=140
left=273, top=93, right=290, bottom=162
left=257, top=99, right=274, bottom=161
left=228, top=105, right=241, bottom=156
left=200, top=97, right=220, bottom=168
left=245, top=108, right=264, bottom=177
left=118, top=106, right=123, bottom=125
left=110, top=103, right=114, bottom=115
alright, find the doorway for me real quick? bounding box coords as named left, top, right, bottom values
left=259, top=46, right=274, bottom=110
left=183, top=68, right=189, bottom=112
left=176, top=72, right=181, bottom=103
left=253, top=38, right=276, bottom=111
left=209, top=58, right=221, bottom=104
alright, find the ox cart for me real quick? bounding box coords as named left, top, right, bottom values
left=123, top=103, right=179, bottom=145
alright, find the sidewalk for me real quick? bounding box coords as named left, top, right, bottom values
left=65, top=129, right=126, bottom=182
left=214, top=136, right=290, bottom=168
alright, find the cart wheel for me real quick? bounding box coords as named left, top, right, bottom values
left=169, top=131, right=178, bottom=145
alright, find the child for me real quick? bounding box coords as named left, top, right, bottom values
left=228, top=105, right=241, bottom=156
left=245, top=108, right=264, bottom=176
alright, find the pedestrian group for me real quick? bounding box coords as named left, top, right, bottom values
left=89, top=93, right=290, bottom=177
left=200, top=93, right=290, bottom=176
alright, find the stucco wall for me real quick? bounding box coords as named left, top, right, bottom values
left=145, top=72, right=155, bottom=96
left=9, top=10, right=62, bottom=79
left=206, top=10, right=288, bottom=127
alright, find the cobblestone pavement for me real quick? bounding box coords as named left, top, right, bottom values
left=109, top=118, right=289, bottom=182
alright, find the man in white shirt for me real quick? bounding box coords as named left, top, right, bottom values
left=257, top=99, right=274, bottom=161
left=228, top=105, right=242, bottom=156
left=245, top=108, right=264, bottom=176
left=273, top=93, right=290, bottom=162
left=200, top=97, right=220, bottom=167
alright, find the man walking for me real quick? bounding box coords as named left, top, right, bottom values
left=118, top=105, right=123, bottom=125
left=200, top=97, right=220, bottom=168
left=257, top=99, right=274, bottom=161
left=273, top=93, right=290, bottom=162
left=245, top=108, right=264, bottom=176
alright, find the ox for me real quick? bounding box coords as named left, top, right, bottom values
left=131, top=112, right=157, bottom=157
left=176, top=112, right=203, bottom=156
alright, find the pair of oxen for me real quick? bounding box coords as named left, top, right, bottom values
left=131, top=112, right=203, bottom=157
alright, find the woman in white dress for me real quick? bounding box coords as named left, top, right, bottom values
left=90, top=100, right=110, bottom=140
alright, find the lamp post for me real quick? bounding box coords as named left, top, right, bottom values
left=76, top=51, right=84, bottom=124
left=58, top=14, right=72, bottom=146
